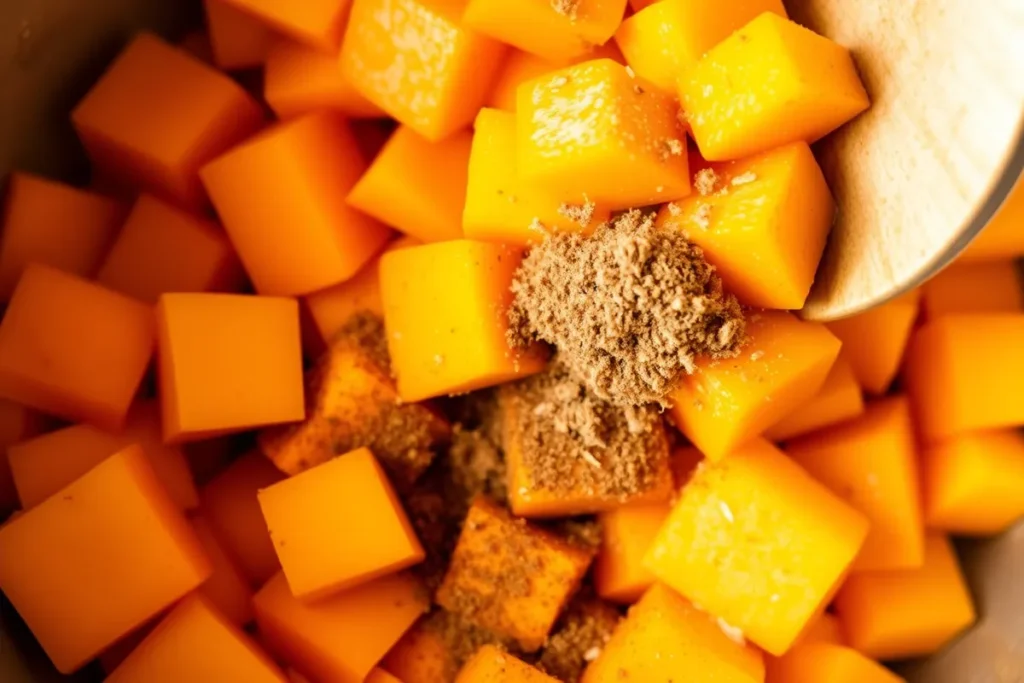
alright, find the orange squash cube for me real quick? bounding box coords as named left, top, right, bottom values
left=582, top=583, right=765, bottom=683
left=381, top=614, right=459, bottom=683
left=97, top=194, right=246, bottom=304
left=0, top=400, right=45, bottom=512
left=348, top=126, right=473, bottom=243
left=903, top=314, right=1024, bottom=442
left=0, top=446, right=211, bottom=673
left=457, top=645, right=558, bottom=683
left=264, top=39, right=384, bottom=120
left=669, top=311, right=841, bottom=460
left=367, top=668, right=404, bottom=683
left=960, top=177, right=1024, bottom=263
left=786, top=397, right=924, bottom=571
left=72, top=33, right=263, bottom=210
left=463, top=0, right=625, bottom=65
left=518, top=59, right=690, bottom=210
left=922, top=429, right=1024, bottom=535
left=487, top=50, right=559, bottom=112
left=254, top=571, right=428, bottom=683
left=379, top=240, right=547, bottom=402
left=615, top=0, right=787, bottom=92
left=217, top=0, right=350, bottom=50
left=645, top=439, right=869, bottom=656
left=834, top=534, right=976, bottom=660
left=826, top=290, right=919, bottom=395
left=8, top=402, right=198, bottom=511
left=593, top=503, right=671, bottom=604
left=259, top=448, right=424, bottom=600
left=191, top=515, right=255, bottom=627
left=0, top=264, right=154, bottom=431
left=98, top=621, right=160, bottom=675
left=157, top=293, right=305, bottom=442
left=765, top=356, right=864, bottom=442
left=800, top=613, right=846, bottom=647
left=920, top=261, right=1023, bottom=319
left=204, top=0, right=274, bottom=70
left=656, top=143, right=833, bottom=309
left=766, top=643, right=904, bottom=683
left=0, top=173, right=126, bottom=301
left=105, top=594, right=286, bottom=683
left=341, top=0, right=506, bottom=141
left=200, top=451, right=284, bottom=586
left=680, top=13, right=869, bottom=161
left=436, top=497, right=594, bottom=651
left=202, top=112, right=392, bottom=296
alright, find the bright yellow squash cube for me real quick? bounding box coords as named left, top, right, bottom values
left=518, top=59, right=690, bottom=210
left=680, top=12, right=869, bottom=161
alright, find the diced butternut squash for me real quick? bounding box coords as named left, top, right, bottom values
left=801, top=613, right=846, bottom=647
left=645, top=439, right=869, bottom=656
left=202, top=112, right=392, bottom=296
left=254, top=571, right=428, bottom=683
left=487, top=50, right=559, bottom=112
left=594, top=502, right=671, bottom=604
left=348, top=126, right=472, bottom=243
left=766, top=643, right=905, bottom=683
left=157, top=293, right=305, bottom=442
left=680, top=13, right=869, bottom=161
left=537, top=597, right=621, bottom=682
left=615, top=0, right=787, bottom=92
left=786, top=397, right=923, bottom=571
left=216, top=0, right=349, bottom=50
left=765, top=356, right=864, bottom=442
left=341, top=0, right=505, bottom=141
left=826, top=290, right=919, bottom=395
left=0, top=264, right=154, bottom=431
left=381, top=614, right=456, bottom=683
left=960, top=177, right=1024, bottom=263
left=97, top=194, right=246, bottom=304
left=0, top=446, right=211, bottom=673
left=379, top=240, right=547, bottom=402
left=903, top=314, right=1024, bottom=442
left=436, top=497, right=593, bottom=651
left=200, top=451, right=284, bottom=586
left=922, top=429, right=1024, bottom=535
left=8, top=402, right=197, bottom=511
left=264, top=39, right=384, bottom=120
left=656, top=142, right=834, bottom=309
left=834, top=534, right=976, bottom=660
left=0, top=400, right=45, bottom=511
left=669, top=311, right=842, bottom=460
left=920, top=261, right=1023, bottom=319
left=463, top=0, right=625, bottom=65
left=518, top=59, right=690, bottom=210
left=72, top=33, right=263, bottom=210
left=456, top=645, right=558, bottom=683
left=628, top=0, right=656, bottom=9
left=0, top=173, right=127, bottom=301
left=105, top=594, right=286, bottom=683
left=582, top=583, right=765, bottom=683
left=259, top=448, right=424, bottom=600
left=464, top=109, right=610, bottom=246
left=204, top=0, right=274, bottom=70
left=99, top=621, right=159, bottom=674
left=367, top=668, right=405, bottom=683
left=191, top=515, right=255, bottom=627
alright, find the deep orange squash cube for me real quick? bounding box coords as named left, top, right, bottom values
left=218, top=0, right=350, bottom=50
left=204, top=0, right=274, bottom=70
left=457, top=645, right=559, bottom=682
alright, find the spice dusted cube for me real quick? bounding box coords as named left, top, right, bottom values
left=0, top=264, right=154, bottom=431
left=681, top=13, right=869, bottom=161
left=254, top=571, right=428, bottom=683
left=0, top=173, right=127, bottom=301
left=0, top=446, right=211, bottom=673
left=615, top=0, right=787, bottom=92
left=216, top=0, right=349, bottom=50
left=921, top=261, right=1024, bottom=319
left=593, top=502, right=671, bottom=604
left=765, top=356, right=864, bottom=442
left=457, top=645, right=559, bottom=683
left=436, top=497, right=594, bottom=651
left=191, top=516, right=255, bottom=627
left=518, top=59, right=691, bottom=210
left=348, top=126, right=473, bottom=243
left=645, top=439, right=869, bottom=656
left=826, top=290, right=919, bottom=395
left=903, top=314, right=1024, bottom=442
left=766, top=643, right=905, bottom=683
left=656, top=142, right=834, bottom=310
left=381, top=610, right=485, bottom=683
left=536, top=597, right=621, bottom=682
left=202, top=112, right=392, bottom=297
left=341, top=0, right=506, bottom=141
left=258, top=448, right=424, bottom=601
left=204, top=0, right=273, bottom=71
left=834, top=534, right=976, bottom=660
left=97, top=194, right=246, bottom=304
left=922, top=429, right=1024, bottom=535
left=582, top=584, right=765, bottom=683
left=105, top=594, right=286, bottom=683
left=379, top=240, right=547, bottom=402
left=463, top=0, right=625, bottom=65
left=157, top=293, right=304, bottom=442
left=669, top=311, right=842, bottom=461
left=786, top=397, right=924, bottom=571
left=71, top=33, right=263, bottom=210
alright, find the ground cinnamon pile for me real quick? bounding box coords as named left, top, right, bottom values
left=508, top=210, right=745, bottom=406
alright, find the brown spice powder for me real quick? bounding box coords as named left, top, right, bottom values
left=551, top=0, right=579, bottom=20
left=558, top=200, right=597, bottom=228
left=694, top=167, right=719, bottom=196
left=421, top=609, right=519, bottom=680
left=508, top=210, right=745, bottom=406
left=537, top=597, right=621, bottom=683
